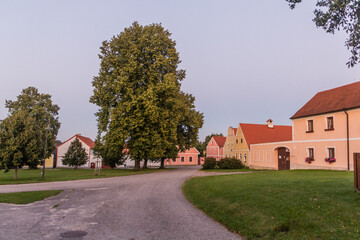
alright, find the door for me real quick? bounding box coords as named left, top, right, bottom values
left=278, top=148, right=290, bottom=170
left=354, top=153, right=360, bottom=190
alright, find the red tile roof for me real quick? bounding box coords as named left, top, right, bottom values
left=212, top=136, right=227, bottom=147
left=291, top=81, right=360, bottom=119
left=76, top=135, right=95, bottom=148
left=240, top=123, right=292, bottom=146
left=233, top=128, right=238, bottom=136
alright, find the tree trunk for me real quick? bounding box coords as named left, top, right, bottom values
left=159, top=157, right=165, bottom=169
left=134, top=159, right=141, bottom=171
left=74, top=166, right=78, bottom=170
left=142, top=159, right=148, bottom=169
left=14, top=167, right=18, bottom=180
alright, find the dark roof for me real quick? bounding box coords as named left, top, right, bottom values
left=240, top=123, right=292, bottom=146
left=212, top=136, right=227, bottom=147
left=291, top=81, right=360, bottom=119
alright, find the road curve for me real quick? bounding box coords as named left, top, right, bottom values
left=0, top=167, right=242, bottom=240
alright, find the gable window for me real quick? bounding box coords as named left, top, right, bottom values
left=181, top=157, right=185, bottom=162
left=212, top=141, right=214, bottom=145
left=326, top=117, right=334, bottom=131
left=189, top=157, right=193, bottom=162
left=308, top=148, right=314, bottom=159
left=328, top=148, right=335, bottom=159
left=236, top=139, right=238, bottom=144
left=307, top=120, right=314, bottom=133
left=241, top=138, right=243, bottom=143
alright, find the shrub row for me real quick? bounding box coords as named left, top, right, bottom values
left=202, top=157, right=244, bottom=169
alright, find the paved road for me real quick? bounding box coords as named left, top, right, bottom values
left=0, top=167, right=242, bottom=240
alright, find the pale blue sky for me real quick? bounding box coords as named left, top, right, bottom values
left=1, top=0, right=360, bottom=142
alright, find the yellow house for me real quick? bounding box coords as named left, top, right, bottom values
left=25, top=154, right=54, bottom=168
left=223, top=127, right=237, bottom=158
left=233, top=124, right=250, bottom=166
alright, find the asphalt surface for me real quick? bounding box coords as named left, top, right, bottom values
left=0, top=167, right=242, bottom=240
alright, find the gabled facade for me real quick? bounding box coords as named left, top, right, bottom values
left=206, top=136, right=226, bottom=160
left=250, top=81, right=360, bottom=170
left=223, top=127, right=237, bottom=158
left=233, top=121, right=292, bottom=167
left=56, top=134, right=101, bottom=168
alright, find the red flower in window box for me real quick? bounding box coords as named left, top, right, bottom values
left=325, top=158, right=336, bottom=163
left=305, top=157, right=314, bottom=163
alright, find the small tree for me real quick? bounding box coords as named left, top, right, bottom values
left=62, top=138, right=88, bottom=170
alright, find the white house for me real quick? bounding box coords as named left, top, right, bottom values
left=56, top=134, right=101, bottom=168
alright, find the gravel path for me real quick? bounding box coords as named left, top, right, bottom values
left=0, top=167, right=242, bottom=240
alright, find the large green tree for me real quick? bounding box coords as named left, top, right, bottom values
left=62, top=138, right=88, bottom=170
left=286, top=0, right=360, bottom=67
left=0, top=87, right=60, bottom=179
left=90, top=22, right=203, bottom=170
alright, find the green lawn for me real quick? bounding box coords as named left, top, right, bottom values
left=183, top=170, right=360, bottom=240
left=0, top=168, right=172, bottom=185
left=0, top=190, right=62, bottom=204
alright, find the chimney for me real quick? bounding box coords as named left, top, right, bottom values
left=267, top=119, right=273, bottom=128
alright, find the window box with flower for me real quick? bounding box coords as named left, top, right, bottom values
left=305, top=157, right=314, bottom=164
left=325, top=158, right=336, bottom=163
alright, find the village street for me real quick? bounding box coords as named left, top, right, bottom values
left=0, top=167, right=241, bottom=240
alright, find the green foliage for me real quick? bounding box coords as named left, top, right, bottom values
left=202, top=157, right=217, bottom=169
left=286, top=0, right=360, bottom=67
left=90, top=22, right=203, bottom=170
left=0, top=87, right=60, bottom=178
left=62, top=138, right=88, bottom=169
left=217, top=157, right=244, bottom=169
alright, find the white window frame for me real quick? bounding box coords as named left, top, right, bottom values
left=306, top=118, right=314, bottom=132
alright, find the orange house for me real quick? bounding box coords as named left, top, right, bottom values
left=250, top=81, right=360, bottom=170
left=206, top=136, right=226, bottom=160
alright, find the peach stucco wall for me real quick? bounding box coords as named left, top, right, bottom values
left=206, top=137, right=223, bottom=160
left=165, top=152, right=199, bottom=165
left=250, top=109, right=360, bottom=170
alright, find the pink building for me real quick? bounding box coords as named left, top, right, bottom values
left=206, top=136, right=226, bottom=160
left=250, top=81, right=360, bottom=170
left=165, top=147, right=200, bottom=166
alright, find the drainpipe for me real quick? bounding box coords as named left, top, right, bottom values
left=344, top=109, right=350, bottom=171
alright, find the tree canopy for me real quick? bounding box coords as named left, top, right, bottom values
left=62, top=138, right=88, bottom=169
left=90, top=22, right=203, bottom=170
left=286, top=0, right=360, bottom=67
left=0, top=87, right=60, bottom=179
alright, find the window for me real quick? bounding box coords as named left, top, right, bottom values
left=173, top=158, right=176, bottom=162
left=236, top=139, right=238, bottom=144
left=328, top=148, right=335, bottom=159
left=189, top=157, right=193, bottom=162
left=244, top=154, right=247, bottom=163
left=326, top=117, right=334, bottom=130
left=241, top=138, right=243, bottom=143
left=181, top=157, right=185, bottom=162
left=235, top=153, right=238, bottom=159
left=240, top=154, right=242, bottom=161
left=307, top=120, right=314, bottom=132
left=212, top=141, right=214, bottom=145
left=308, top=148, right=314, bottom=159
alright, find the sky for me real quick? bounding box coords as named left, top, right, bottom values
left=1, top=0, right=360, bottom=142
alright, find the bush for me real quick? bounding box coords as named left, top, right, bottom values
left=217, top=157, right=244, bottom=169
left=203, top=157, right=217, bottom=169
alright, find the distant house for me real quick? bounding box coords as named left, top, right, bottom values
left=234, top=120, right=292, bottom=167
left=56, top=134, right=101, bottom=168
left=165, top=147, right=200, bottom=166
left=223, top=127, right=237, bottom=158
left=206, top=136, right=226, bottom=160
left=250, top=81, right=360, bottom=170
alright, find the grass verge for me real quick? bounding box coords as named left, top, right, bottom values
left=0, top=190, right=62, bottom=204
left=200, top=168, right=263, bottom=173
left=0, top=168, right=173, bottom=185
left=183, top=170, right=360, bottom=240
